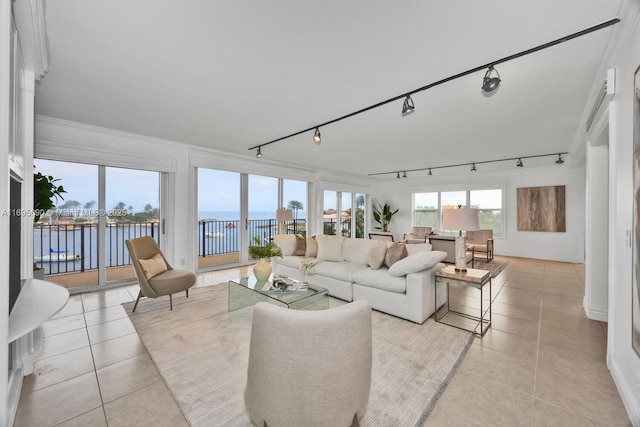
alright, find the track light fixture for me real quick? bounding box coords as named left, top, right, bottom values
left=256, top=147, right=262, bottom=158
left=313, top=128, right=321, bottom=144
left=401, top=95, right=415, bottom=116
left=373, top=152, right=568, bottom=178
left=482, top=66, right=501, bottom=95
left=247, top=19, right=619, bottom=153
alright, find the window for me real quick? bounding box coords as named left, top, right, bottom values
left=470, top=189, right=502, bottom=232
left=413, top=192, right=438, bottom=229
left=413, top=187, right=503, bottom=236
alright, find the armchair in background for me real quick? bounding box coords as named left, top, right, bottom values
left=465, top=229, right=494, bottom=261
left=403, top=226, right=432, bottom=244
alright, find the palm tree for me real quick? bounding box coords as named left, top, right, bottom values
left=84, top=200, right=96, bottom=210
left=287, top=200, right=304, bottom=220
left=287, top=200, right=304, bottom=234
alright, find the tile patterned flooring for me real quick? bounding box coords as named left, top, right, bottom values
left=13, top=257, right=631, bottom=426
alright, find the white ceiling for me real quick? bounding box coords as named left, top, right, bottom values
left=34, top=0, right=622, bottom=179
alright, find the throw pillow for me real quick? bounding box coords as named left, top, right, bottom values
left=316, top=235, right=345, bottom=262
left=305, top=235, right=318, bottom=257
left=293, top=234, right=306, bottom=256
left=138, top=252, right=168, bottom=279
left=406, top=243, right=433, bottom=256
left=367, top=242, right=387, bottom=270
left=388, top=251, right=447, bottom=276
left=384, top=242, right=408, bottom=268
left=273, top=234, right=297, bottom=256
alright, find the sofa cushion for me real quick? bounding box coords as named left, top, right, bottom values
left=352, top=268, right=406, bottom=293
left=384, top=242, right=408, bottom=268
left=293, top=234, right=306, bottom=256
left=406, top=243, right=432, bottom=255
left=277, top=255, right=313, bottom=269
left=343, top=238, right=380, bottom=265
left=366, top=242, right=387, bottom=270
left=388, top=251, right=447, bottom=277
left=305, top=236, right=318, bottom=257
left=273, top=234, right=297, bottom=256
left=316, top=235, right=345, bottom=262
left=310, top=261, right=366, bottom=282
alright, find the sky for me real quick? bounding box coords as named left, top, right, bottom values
left=35, top=159, right=307, bottom=214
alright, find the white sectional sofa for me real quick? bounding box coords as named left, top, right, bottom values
left=272, top=234, right=448, bottom=324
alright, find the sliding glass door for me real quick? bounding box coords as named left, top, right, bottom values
left=33, top=159, right=161, bottom=289
left=105, top=167, right=160, bottom=284
left=197, top=168, right=241, bottom=269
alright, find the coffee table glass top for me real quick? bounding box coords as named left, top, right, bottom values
left=228, top=275, right=329, bottom=311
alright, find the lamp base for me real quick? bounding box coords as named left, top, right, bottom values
left=454, top=235, right=468, bottom=271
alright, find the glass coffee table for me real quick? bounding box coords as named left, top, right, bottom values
left=228, top=276, right=329, bottom=312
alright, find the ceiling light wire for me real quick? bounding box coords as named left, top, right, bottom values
left=247, top=18, right=619, bottom=153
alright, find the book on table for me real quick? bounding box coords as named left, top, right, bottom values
left=261, top=277, right=309, bottom=292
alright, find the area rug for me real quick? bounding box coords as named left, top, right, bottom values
left=123, top=284, right=473, bottom=427
left=473, top=259, right=509, bottom=278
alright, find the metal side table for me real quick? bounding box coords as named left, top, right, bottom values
left=435, top=265, right=491, bottom=336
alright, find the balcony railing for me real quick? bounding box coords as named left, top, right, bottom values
left=34, top=218, right=310, bottom=275
left=34, top=222, right=160, bottom=275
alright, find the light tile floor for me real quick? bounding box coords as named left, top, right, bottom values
left=13, top=258, right=631, bottom=426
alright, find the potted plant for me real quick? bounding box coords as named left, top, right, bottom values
left=372, top=200, right=398, bottom=232
left=248, top=236, right=283, bottom=282
left=34, top=172, right=66, bottom=222
left=33, top=172, right=66, bottom=278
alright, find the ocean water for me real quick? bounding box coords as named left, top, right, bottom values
left=198, top=211, right=307, bottom=220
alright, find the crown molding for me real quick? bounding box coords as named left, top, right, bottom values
left=12, top=0, right=48, bottom=80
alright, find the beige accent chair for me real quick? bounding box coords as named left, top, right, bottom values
left=465, top=229, right=494, bottom=261
left=126, top=236, right=196, bottom=312
left=245, top=300, right=372, bottom=427
left=403, top=226, right=432, bottom=244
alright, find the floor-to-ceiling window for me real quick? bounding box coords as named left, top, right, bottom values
left=197, top=168, right=241, bottom=269
left=196, top=171, right=309, bottom=270
left=34, top=159, right=161, bottom=289
left=321, top=190, right=368, bottom=238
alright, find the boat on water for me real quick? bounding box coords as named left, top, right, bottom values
left=205, top=231, right=224, bottom=238
left=34, top=249, right=81, bottom=263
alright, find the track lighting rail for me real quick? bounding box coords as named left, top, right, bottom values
left=368, top=152, right=569, bottom=177
left=248, top=18, right=619, bottom=155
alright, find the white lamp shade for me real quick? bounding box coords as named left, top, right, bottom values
left=441, top=207, right=479, bottom=231
left=275, top=208, right=293, bottom=222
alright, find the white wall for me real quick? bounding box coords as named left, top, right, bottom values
left=375, top=164, right=586, bottom=263
left=585, top=144, right=609, bottom=321
left=604, top=1, right=640, bottom=422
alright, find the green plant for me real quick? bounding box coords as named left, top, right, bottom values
left=248, top=235, right=283, bottom=259
left=34, top=172, right=66, bottom=223
left=372, top=200, right=398, bottom=232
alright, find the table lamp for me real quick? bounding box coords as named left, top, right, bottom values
left=441, top=206, right=480, bottom=271
left=275, top=208, right=293, bottom=234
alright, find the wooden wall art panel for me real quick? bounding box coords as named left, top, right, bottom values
left=516, top=185, right=566, bottom=232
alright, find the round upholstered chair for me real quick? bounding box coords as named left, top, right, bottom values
left=244, top=300, right=372, bottom=426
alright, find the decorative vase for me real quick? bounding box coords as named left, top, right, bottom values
left=253, top=258, right=272, bottom=282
